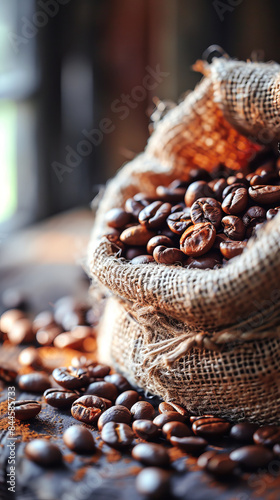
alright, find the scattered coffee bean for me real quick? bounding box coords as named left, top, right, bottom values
left=221, top=215, right=245, bottom=240
left=131, top=255, right=155, bottom=264
left=162, top=422, right=191, bottom=440
left=156, top=185, right=186, bottom=203
left=86, top=381, right=118, bottom=401
left=166, top=211, right=192, bottom=235
left=71, top=395, right=107, bottom=424
left=18, top=372, right=51, bottom=393
left=185, top=181, right=214, bottom=207
left=44, top=388, right=79, bottom=409
left=135, top=467, right=170, bottom=499
left=139, top=202, right=172, bottom=229
left=25, top=439, right=62, bottom=467
left=185, top=250, right=222, bottom=269
left=52, top=367, right=89, bottom=390
left=253, top=425, right=280, bottom=447
left=125, top=197, right=149, bottom=218
left=101, top=421, right=134, bottom=448
left=180, top=222, right=216, bottom=256
left=230, top=422, right=259, bottom=443
left=222, top=188, right=248, bottom=215
left=132, top=443, right=170, bottom=467
left=130, top=401, right=156, bottom=421
left=147, top=235, right=174, bottom=255
left=153, top=246, right=185, bottom=265
left=242, top=206, right=266, bottom=237
left=153, top=411, right=186, bottom=428
left=14, top=400, right=41, bottom=420
left=189, top=415, right=214, bottom=424
left=249, top=185, right=280, bottom=204
left=230, top=445, right=274, bottom=471
left=198, top=451, right=236, bottom=476
left=104, top=374, right=131, bottom=393
left=170, top=436, right=207, bottom=454
left=132, top=420, right=159, bottom=441
left=120, top=225, right=157, bottom=246
left=115, top=390, right=141, bottom=409
left=158, top=401, right=188, bottom=416
left=106, top=208, right=132, bottom=229
left=191, top=198, right=222, bottom=228
left=220, top=240, right=247, bottom=259
left=97, top=405, right=132, bottom=431
left=87, top=363, right=111, bottom=380
left=63, top=425, right=95, bottom=453
left=192, top=417, right=231, bottom=438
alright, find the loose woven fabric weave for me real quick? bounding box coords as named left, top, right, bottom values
left=88, top=57, right=280, bottom=424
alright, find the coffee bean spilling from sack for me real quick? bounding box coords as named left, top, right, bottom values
left=104, top=159, right=280, bottom=268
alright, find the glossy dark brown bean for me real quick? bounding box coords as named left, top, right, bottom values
left=220, top=240, right=247, bottom=259
left=242, top=206, right=266, bottom=237
left=156, top=185, right=186, bottom=203
left=267, top=207, right=280, bottom=220
left=253, top=425, right=280, bottom=447
left=14, top=400, right=41, bottom=420
left=250, top=164, right=278, bottom=185
left=101, top=421, right=134, bottom=448
left=0, top=309, right=26, bottom=333
left=18, top=372, right=51, bottom=393
left=125, top=197, right=149, bottom=218
left=130, top=401, right=156, bottom=421
left=0, top=364, right=18, bottom=383
left=63, top=425, right=95, bottom=453
left=86, top=381, right=119, bottom=401
left=104, top=374, right=132, bottom=393
left=105, top=208, right=132, bottom=229
left=44, top=388, right=79, bottom=409
left=97, top=405, right=132, bottom=431
left=230, top=422, right=259, bottom=443
left=132, top=420, right=159, bottom=441
left=132, top=443, right=170, bottom=467
left=185, top=250, right=222, bottom=269
left=190, top=198, right=222, bottom=228
left=221, top=216, right=245, bottom=241
left=139, top=202, right=172, bottom=229
left=131, top=255, right=155, bottom=264
left=87, top=363, right=111, bottom=380
left=249, top=185, right=280, bottom=204
left=166, top=211, right=193, bottom=235
left=135, top=467, right=170, bottom=499
left=210, top=178, right=227, bottom=200
left=52, top=367, right=89, bottom=390
left=180, top=222, right=216, bottom=257
left=162, top=422, right=191, bottom=440
left=25, top=439, right=62, bottom=467
left=192, top=417, right=231, bottom=438
left=198, top=451, right=236, bottom=476
left=153, top=412, right=186, bottom=428
left=223, top=182, right=246, bottom=199
left=170, top=436, right=207, bottom=454
left=153, top=246, right=185, bottom=266
left=158, top=402, right=188, bottom=417
left=115, top=390, right=141, bottom=409
left=230, top=445, right=274, bottom=471
left=185, top=181, right=214, bottom=207
left=7, top=318, right=34, bottom=344
left=120, top=225, right=156, bottom=246
left=147, top=235, right=174, bottom=255
left=189, top=415, right=214, bottom=424
left=71, top=395, right=107, bottom=424
left=222, top=188, right=248, bottom=215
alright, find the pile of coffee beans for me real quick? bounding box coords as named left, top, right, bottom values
left=104, top=155, right=280, bottom=268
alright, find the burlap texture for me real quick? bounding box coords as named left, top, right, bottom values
left=88, top=57, right=280, bottom=423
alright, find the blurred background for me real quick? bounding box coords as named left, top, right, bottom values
left=0, top=0, right=280, bottom=312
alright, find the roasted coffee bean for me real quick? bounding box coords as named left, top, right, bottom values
left=156, top=185, right=186, bottom=203
left=221, top=216, right=245, bottom=241
left=180, top=222, right=216, bottom=257
left=153, top=412, right=186, bottom=428
left=125, top=246, right=146, bottom=260
left=0, top=309, right=26, bottom=333
left=198, top=451, right=236, bottom=476
left=222, top=182, right=246, bottom=200
left=158, top=402, right=188, bottom=417
left=131, top=255, right=155, bottom=264
left=63, top=425, right=95, bottom=453
left=253, top=425, right=280, bottom=447
left=139, top=202, right=172, bottom=229
left=104, top=374, right=132, bottom=393
left=190, top=198, right=222, bottom=228
left=14, top=400, right=41, bottom=420
left=132, top=420, right=159, bottom=441
left=71, top=395, right=107, bottom=424
left=230, top=445, right=274, bottom=471
left=87, top=363, right=111, bottom=380
left=18, top=347, right=42, bottom=369
left=185, top=250, right=222, bottom=269
left=185, top=181, right=214, bottom=207
left=86, top=381, right=118, bottom=401
left=106, top=208, right=132, bottom=229
left=115, top=390, right=141, bottom=409
left=52, top=367, right=89, bottom=390
left=36, top=326, right=62, bottom=346
left=227, top=172, right=248, bottom=186
left=25, top=439, right=62, bottom=467
left=120, top=225, right=156, bottom=246
left=125, top=197, right=149, bottom=218
left=18, top=372, right=51, bottom=393
left=101, top=421, right=134, bottom=448
left=104, top=232, right=125, bottom=253
left=0, top=364, right=18, bottom=383
left=44, top=388, right=79, bottom=409
left=166, top=212, right=193, bottom=235
left=162, top=422, right=191, bottom=440
left=130, top=401, right=156, bottom=421
left=222, top=187, right=248, bottom=215
left=249, top=185, right=280, bottom=204
left=230, top=422, right=259, bottom=443
left=7, top=318, right=34, bottom=344
left=220, top=240, right=247, bottom=259
left=189, top=415, right=214, bottom=424
left=250, top=164, right=278, bottom=186
left=170, top=202, right=186, bottom=213
left=210, top=178, right=227, bottom=200
left=32, top=311, right=56, bottom=333
left=242, top=206, right=266, bottom=237
left=266, top=207, right=280, bottom=220
left=192, top=417, right=231, bottom=438
left=97, top=405, right=131, bottom=431
left=136, top=467, right=170, bottom=499
left=132, top=443, right=170, bottom=467
left=153, top=246, right=185, bottom=265
left=170, top=436, right=207, bottom=454
left=147, top=235, right=173, bottom=255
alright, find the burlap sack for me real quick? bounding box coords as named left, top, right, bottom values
left=88, top=57, right=280, bottom=424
